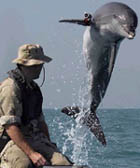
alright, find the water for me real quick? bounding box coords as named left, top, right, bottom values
left=44, top=108, right=140, bottom=168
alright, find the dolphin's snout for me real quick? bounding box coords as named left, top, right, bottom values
left=128, top=35, right=135, bottom=39
left=121, top=24, right=136, bottom=39
left=127, top=31, right=135, bottom=39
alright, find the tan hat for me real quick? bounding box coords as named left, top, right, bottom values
left=12, top=44, right=52, bottom=66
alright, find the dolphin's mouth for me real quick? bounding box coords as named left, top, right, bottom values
left=119, top=23, right=136, bottom=39
left=111, top=14, right=136, bottom=39
left=124, top=28, right=135, bottom=39
left=127, top=32, right=135, bottom=39
left=115, top=15, right=136, bottom=39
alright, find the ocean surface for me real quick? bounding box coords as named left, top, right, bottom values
left=43, top=108, right=140, bottom=168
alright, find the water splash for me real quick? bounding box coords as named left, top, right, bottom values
left=71, top=120, right=89, bottom=165
left=58, top=32, right=94, bottom=166
left=61, top=76, right=93, bottom=166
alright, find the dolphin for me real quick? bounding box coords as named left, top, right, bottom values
left=59, top=2, right=138, bottom=146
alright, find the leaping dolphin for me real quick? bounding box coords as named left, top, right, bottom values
left=59, top=2, right=138, bottom=146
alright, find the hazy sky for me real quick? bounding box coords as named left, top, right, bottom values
left=0, top=0, right=139, bottom=109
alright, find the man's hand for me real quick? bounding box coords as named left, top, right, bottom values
left=5, top=124, right=50, bottom=166
left=29, top=151, right=49, bottom=167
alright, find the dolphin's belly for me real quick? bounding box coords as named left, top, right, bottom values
left=83, top=27, right=110, bottom=74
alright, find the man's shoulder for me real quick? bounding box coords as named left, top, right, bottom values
left=0, top=77, right=15, bottom=88
left=0, top=77, right=20, bottom=93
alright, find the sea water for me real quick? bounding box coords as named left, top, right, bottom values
left=44, top=108, right=140, bottom=168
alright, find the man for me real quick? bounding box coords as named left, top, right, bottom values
left=0, top=44, right=72, bottom=168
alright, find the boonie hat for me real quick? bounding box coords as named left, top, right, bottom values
left=12, top=44, right=52, bottom=66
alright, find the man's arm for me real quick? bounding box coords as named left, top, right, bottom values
left=5, top=124, right=48, bottom=167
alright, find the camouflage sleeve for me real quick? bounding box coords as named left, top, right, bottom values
left=0, top=80, right=22, bottom=126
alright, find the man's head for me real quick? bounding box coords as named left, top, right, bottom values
left=13, top=44, right=52, bottom=80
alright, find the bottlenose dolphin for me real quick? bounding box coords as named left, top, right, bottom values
left=60, top=2, right=138, bottom=146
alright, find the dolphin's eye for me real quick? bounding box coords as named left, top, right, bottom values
left=114, top=15, right=126, bottom=24
left=118, top=15, right=126, bottom=21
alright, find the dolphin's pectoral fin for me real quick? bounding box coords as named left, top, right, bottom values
left=108, top=41, right=121, bottom=76
left=61, top=106, right=106, bottom=146
left=108, top=44, right=117, bottom=75
left=83, top=112, right=106, bottom=146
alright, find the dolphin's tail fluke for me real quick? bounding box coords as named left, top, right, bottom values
left=61, top=106, right=106, bottom=146
left=84, top=112, right=106, bottom=146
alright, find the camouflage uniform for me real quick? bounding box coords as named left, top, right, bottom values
left=0, top=44, right=71, bottom=168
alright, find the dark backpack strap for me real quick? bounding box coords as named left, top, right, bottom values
left=0, top=130, right=10, bottom=153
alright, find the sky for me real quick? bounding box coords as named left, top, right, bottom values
left=0, top=0, right=140, bottom=109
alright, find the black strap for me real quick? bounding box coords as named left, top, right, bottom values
left=0, top=130, right=10, bottom=152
